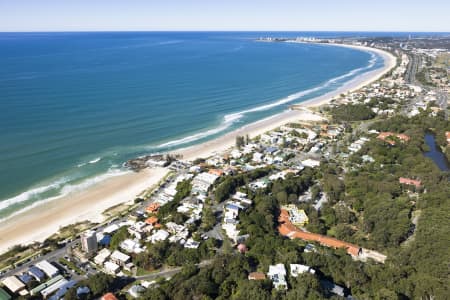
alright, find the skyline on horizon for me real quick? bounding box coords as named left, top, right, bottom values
left=0, top=0, right=449, bottom=32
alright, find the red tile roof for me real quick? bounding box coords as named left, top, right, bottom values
left=102, top=293, right=118, bottom=300
left=377, top=132, right=410, bottom=145
left=248, top=272, right=266, bottom=280
left=145, top=216, right=159, bottom=225
left=146, top=203, right=160, bottom=213
left=399, top=177, right=422, bottom=188
left=208, top=169, right=225, bottom=176
left=278, top=209, right=361, bottom=257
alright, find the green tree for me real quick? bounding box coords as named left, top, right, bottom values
left=85, top=273, right=114, bottom=297
left=109, top=226, right=129, bottom=250
left=236, top=136, right=245, bottom=148
left=201, top=206, right=216, bottom=231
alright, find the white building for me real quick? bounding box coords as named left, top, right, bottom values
left=290, top=264, right=315, bottom=277
left=36, top=260, right=59, bottom=278
left=267, top=264, right=288, bottom=290
left=104, top=261, right=120, bottom=274
left=165, top=222, right=186, bottom=234
left=41, top=278, right=68, bottom=299
left=103, top=224, right=120, bottom=235
left=249, top=180, right=268, bottom=190
left=110, top=250, right=130, bottom=266
left=1, top=276, right=26, bottom=294
left=252, top=152, right=264, bottom=163
left=149, top=230, right=170, bottom=244
left=301, top=159, right=320, bottom=168
left=94, top=248, right=111, bottom=265
left=120, top=239, right=144, bottom=254
left=192, top=172, right=219, bottom=194
left=184, top=238, right=200, bottom=249
left=348, top=137, right=369, bottom=153
left=232, top=192, right=252, bottom=206
left=230, top=149, right=242, bottom=159
left=222, top=223, right=239, bottom=242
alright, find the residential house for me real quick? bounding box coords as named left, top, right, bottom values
left=94, top=249, right=111, bottom=266
left=399, top=177, right=422, bottom=188
left=301, top=159, right=320, bottom=168
left=149, top=230, right=170, bottom=244
left=267, top=264, right=288, bottom=290
left=248, top=272, right=266, bottom=280
left=290, top=264, right=315, bottom=277
left=110, top=250, right=130, bottom=266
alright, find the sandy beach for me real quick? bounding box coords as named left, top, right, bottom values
left=0, top=44, right=396, bottom=254
left=177, top=44, right=396, bottom=160
left=0, top=168, right=168, bottom=254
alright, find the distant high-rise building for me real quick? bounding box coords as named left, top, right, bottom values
left=81, top=230, right=98, bottom=254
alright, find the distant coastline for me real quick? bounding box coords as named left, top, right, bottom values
left=0, top=40, right=396, bottom=254
left=174, top=42, right=396, bottom=160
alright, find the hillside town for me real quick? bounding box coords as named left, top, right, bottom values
left=0, top=36, right=449, bottom=300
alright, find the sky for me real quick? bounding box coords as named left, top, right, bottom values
left=0, top=0, right=449, bottom=32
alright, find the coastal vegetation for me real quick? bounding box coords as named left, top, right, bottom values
left=2, top=36, right=449, bottom=300
left=214, top=167, right=272, bottom=202
left=137, top=111, right=449, bottom=299
left=326, top=104, right=376, bottom=122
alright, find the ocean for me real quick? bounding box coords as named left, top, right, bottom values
left=0, top=31, right=384, bottom=219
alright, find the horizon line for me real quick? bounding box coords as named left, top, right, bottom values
left=0, top=29, right=449, bottom=34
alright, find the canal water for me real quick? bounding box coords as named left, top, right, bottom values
left=424, top=133, right=450, bottom=172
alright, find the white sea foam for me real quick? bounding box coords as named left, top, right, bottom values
left=0, top=49, right=381, bottom=219
left=155, top=54, right=380, bottom=150
left=89, top=157, right=101, bottom=164
left=157, top=121, right=233, bottom=148
left=157, top=40, right=184, bottom=46
left=59, top=168, right=128, bottom=196
left=0, top=178, right=69, bottom=211
left=77, top=157, right=102, bottom=167
left=0, top=168, right=129, bottom=218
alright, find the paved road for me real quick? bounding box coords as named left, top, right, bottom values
left=0, top=241, right=77, bottom=279
left=0, top=166, right=190, bottom=279
left=405, top=53, right=421, bottom=84
left=204, top=202, right=224, bottom=241
left=435, top=90, right=449, bottom=119
left=135, top=259, right=213, bottom=281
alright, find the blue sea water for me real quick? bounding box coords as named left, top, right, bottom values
left=0, top=31, right=384, bottom=219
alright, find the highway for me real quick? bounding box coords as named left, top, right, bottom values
left=405, top=53, right=421, bottom=84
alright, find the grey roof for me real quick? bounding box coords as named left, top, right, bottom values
left=29, top=266, right=45, bottom=280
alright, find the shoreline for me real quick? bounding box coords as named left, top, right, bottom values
left=0, top=43, right=396, bottom=254
left=0, top=168, right=169, bottom=254
left=176, top=43, right=396, bottom=160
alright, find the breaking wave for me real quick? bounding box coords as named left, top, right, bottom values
left=0, top=168, right=129, bottom=219
left=154, top=52, right=381, bottom=150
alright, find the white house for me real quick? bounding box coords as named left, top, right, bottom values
left=252, top=152, right=264, bottom=163
left=149, top=230, right=170, bottom=244
left=94, top=248, right=111, bottom=265
left=120, top=239, right=144, bottom=254
left=290, top=264, right=315, bottom=277
left=267, top=264, right=288, bottom=290
left=35, top=260, right=59, bottom=278
left=104, top=261, right=120, bottom=274
left=301, top=159, right=320, bottom=168
left=184, top=238, right=200, bottom=249
left=110, top=250, right=131, bottom=266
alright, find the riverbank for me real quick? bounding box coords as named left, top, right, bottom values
left=0, top=44, right=396, bottom=254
